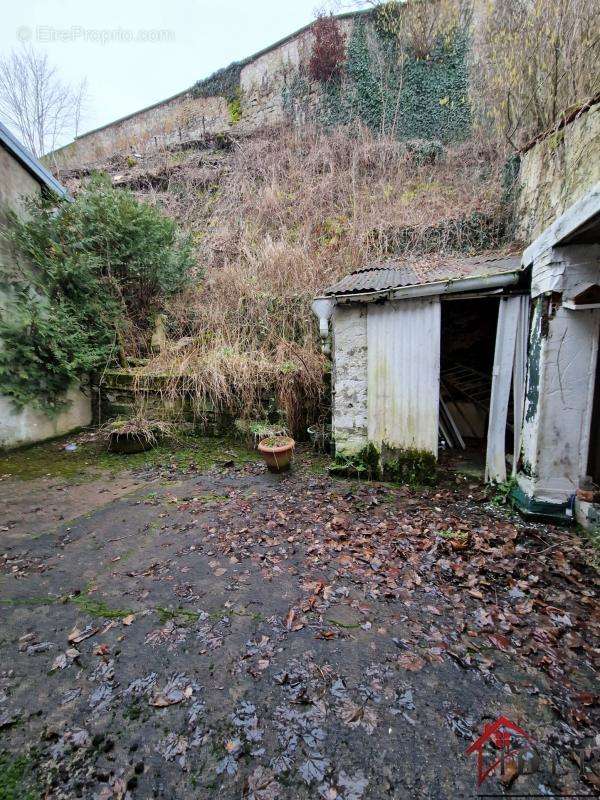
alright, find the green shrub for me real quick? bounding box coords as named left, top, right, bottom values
left=227, top=91, right=243, bottom=124
left=0, top=174, right=195, bottom=411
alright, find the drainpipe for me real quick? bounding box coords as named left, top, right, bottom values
left=311, top=297, right=335, bottom=355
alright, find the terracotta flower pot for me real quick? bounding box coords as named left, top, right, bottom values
left=258, top=436, right=295, bottom=473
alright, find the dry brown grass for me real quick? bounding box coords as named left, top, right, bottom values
left=123, top=124, right=510, bottom=434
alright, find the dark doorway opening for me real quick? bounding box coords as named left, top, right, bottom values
left=439, top=296, right=501, bottom=477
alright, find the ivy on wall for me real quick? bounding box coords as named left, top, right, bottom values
left=192, top=61, right=245, bottom=103
left=393, top=33, right=471, bottom=141
left=285, top=18, right=472, bottom=143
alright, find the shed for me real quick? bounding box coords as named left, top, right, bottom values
left=313, top=253, right=529, bottom=483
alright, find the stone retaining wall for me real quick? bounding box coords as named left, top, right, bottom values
left=516, top=102, right=600, bottom=243
left=49, top=14, right=359, bottom=170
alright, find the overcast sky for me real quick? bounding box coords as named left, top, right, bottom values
left=2, top=0, right=363, bottom=146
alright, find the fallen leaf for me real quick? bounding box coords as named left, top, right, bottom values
left=68, top=624, right=99, bottom=644
left=397, top=653, right=426, bottom=672
left=339, top=701, right=378, bottom=734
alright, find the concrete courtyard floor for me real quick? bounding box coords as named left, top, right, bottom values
left=0, top=433, right=599, bottom=799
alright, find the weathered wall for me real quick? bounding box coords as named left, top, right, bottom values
left=331, top=304, right=368, bottom=456
left=517, top=244, right=600, bottom=508
left=49, top=91, right=233, bottom=170
left=49, top=17, right=357, bottom=171
left=0, top=147, right=92, bottom=449
left=0, top=146, right=40, bottom=266
left=48, top=7, right=474, bottom=171
left=516, top=103, right=600, bottom=243
left=366, top=299, right=441, bottom=457
left=0, top=387, right=92, bottom=450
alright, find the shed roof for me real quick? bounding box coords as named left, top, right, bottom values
left=0, top=121, right=69, bottom=199
left=322, top=253, right=523, bottom=297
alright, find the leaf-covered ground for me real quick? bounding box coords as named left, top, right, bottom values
left=0, top=439, right=599, bottom=799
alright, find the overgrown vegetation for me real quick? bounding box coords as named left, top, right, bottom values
left=0, top=175, right=194, bottom=410
left=288, top=11, right=471, bottom=142
left=330, top=443, right=383, bottom=480
left=118, top=124, right=508, bottom=434
left=473, top=0, right=600, bottom=147
left=308, top=14, right=347, bottom=83
left=192, top=61, right=245, bottom=103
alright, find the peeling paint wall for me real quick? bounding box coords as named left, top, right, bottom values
left=331, top=304, right=368, bottom=456
left=518, top=245, right=600, bottom=506
left=516, top=103, right=600, bottom=243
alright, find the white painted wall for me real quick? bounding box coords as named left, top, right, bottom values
left=0, top=386, right=92, bottom=450
left=367, top=299, right=440, bottom=456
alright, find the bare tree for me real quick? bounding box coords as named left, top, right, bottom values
left=472, top=0, right=600, bottom=148
left=0, top=46, right=88, bottom=157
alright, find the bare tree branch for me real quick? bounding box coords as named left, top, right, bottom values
left=0, top=45, right=88, bottom=157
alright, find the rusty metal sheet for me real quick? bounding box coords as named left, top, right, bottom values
left=324, top=254, right=523, bottom=296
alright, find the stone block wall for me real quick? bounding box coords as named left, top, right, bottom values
left=331, top=304, right=368, bottom=456
left=94, top=369, right=233, bottom=435
left=516, top=102, right=600, bottom=243
left=49, top=91, right=233, bottom=169
left=47, top=14, right=360, bottom=171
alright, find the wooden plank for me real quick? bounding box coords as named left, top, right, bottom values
left=486, top=297, right=521, bottom=483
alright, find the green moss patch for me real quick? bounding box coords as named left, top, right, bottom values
left=155, top=607, right=201, bottom=625
left=71, top=596, right=135, bottom=619
left=0, top=752, right=39, bottom=800
left=329, top=443, right=382, bottom=480
left=0, top=433, right=256, bottom=482
left=330, top=443, right=437, bottom=486
left=383, top=447, right=437, bottom=486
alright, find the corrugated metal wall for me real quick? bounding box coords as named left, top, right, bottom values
left=367, top=299, right=441, bottom=456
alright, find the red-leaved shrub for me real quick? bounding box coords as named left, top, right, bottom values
left=308, top=15, right=347, bottom=83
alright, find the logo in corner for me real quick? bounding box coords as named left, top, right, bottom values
left=466, top=716, right=539, bottom=787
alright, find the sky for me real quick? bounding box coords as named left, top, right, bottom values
left=1, top=0, right=364, bottom=147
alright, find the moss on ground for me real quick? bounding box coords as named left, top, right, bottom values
left=155, top=607, right=202, bottom=625
left=0, top=752, right=39, bottom=800
left=71, top=595, right=135, bottom=619
left=0, top=433, right=256, bottom=482
left=0, top=596, right=59, bottom=608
